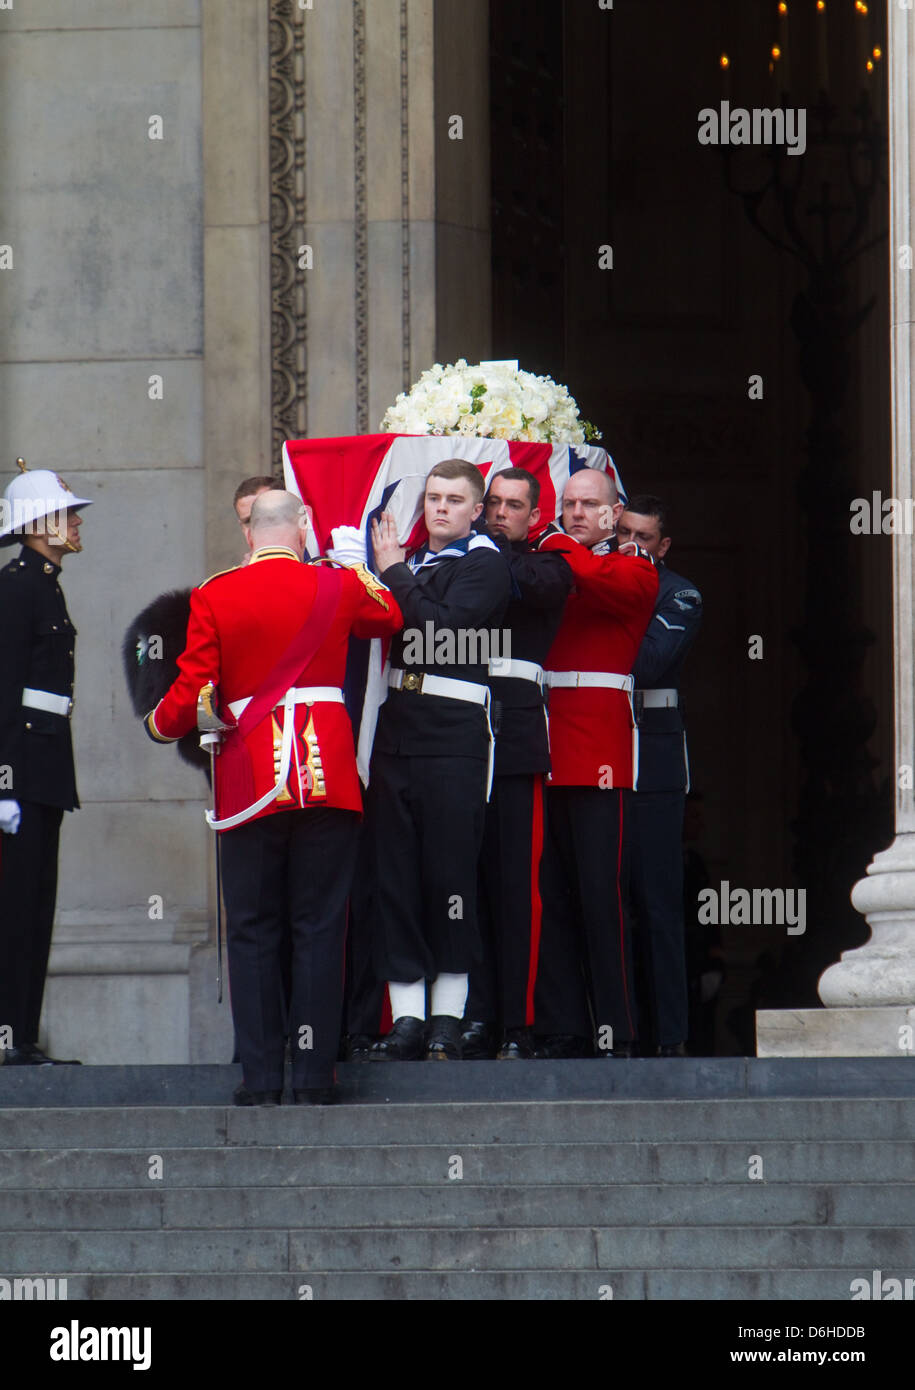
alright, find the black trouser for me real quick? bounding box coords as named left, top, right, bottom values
left=367, top=751, right=487, bottom=982
left=469, top=774, right=545, bottom=1030
left=0, top=800, right=64, bottom=1047
left=219, top=807, right=359, bottom=1091
left=535, top=786, right=637, bottom=1046
left=344, top=821, right=387, bottom=1037
left=629, top=790, right=688, bottom=1047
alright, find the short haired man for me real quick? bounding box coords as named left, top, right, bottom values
left=368, top=459, right=511, bottom=1061
left=534, top=467, right=659, bottom=1058
left=460, top=468, right=573, bottom=1060
left=617, top=496, right=702, bottom=1057
left=0, top=462, right=92, bottom=1065
left=145, top=490, right=404, bottom=1104
left=233, top=476, right=282, bottom=527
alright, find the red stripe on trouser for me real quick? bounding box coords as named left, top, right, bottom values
left=525, top=776, right=545, bottom=1027
left=615, top=788, right=635, bottom=1039
left=379, top=984, right=393, bottom=1036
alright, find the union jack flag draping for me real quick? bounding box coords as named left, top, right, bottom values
left=281, top=433, right=626, bottom=782
left=282, top=433, right=624, bottom=559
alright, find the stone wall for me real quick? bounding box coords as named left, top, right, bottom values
left=0, top=0, right=215, bottom=1063
left=0, top=0, right=493, bottom=1062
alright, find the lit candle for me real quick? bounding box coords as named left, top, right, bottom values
left=816, top=1, right=829, bottom=95
left=720, top=51, right=730, bottom=102
left=777, top=2, right=790, bottom=97
left=855, top=1, right=869, bottom=87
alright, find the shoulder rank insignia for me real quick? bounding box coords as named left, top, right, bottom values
left=350, top=561, right=391, bottom=608
left=673, top=588, right=701, bottom=611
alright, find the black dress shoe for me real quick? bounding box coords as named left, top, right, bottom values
left=341, top=1034, right=374, bottom=1063
left=1, top=1044, right=82, bottom=1066
left=533, top=1034, right=592, bottom=1060
left=657, top=1042, right=687, bottom=1058
left=425, top=1015, right=462, bottom=1060
left=293, top=1086, right=339, bottom=1105
left=232, top=1085, right=282, bottom=1106
left=370, top=1016, right=425, bottom=1061
left=460, top=1019, right=497, bottom=1060
left=600, top=1040, right=637, bottom=1058
left=497, top=1027, right=534, bottom=1060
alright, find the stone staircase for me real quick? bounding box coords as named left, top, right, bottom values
left=0, top=1061, right=913, bottom=1300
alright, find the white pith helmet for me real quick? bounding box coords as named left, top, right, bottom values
left=0, top=458, right=93, bottom=546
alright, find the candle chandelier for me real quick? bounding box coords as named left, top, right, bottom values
left=719, top=0, right=884, bottom=96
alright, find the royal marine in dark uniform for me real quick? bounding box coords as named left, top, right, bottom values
left=462, top=468, right=573, bottom=1060
left=0, top=461, right=92, bottom=1066
left=617, top=496, right=702, bottom=1055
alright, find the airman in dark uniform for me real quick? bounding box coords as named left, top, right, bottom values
left=618, top=496, right=702, bottom=1056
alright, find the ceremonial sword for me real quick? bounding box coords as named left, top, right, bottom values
left=197, top=683, right=230, bottom=1003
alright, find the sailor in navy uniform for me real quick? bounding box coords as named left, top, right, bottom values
left=0, top=462, right=92, bottom=1066
left=617, top=496, right=702, bottom=1057
left=461, top=468, right=573, bottom=1060
left=367, top=459, right=511, bottom=1061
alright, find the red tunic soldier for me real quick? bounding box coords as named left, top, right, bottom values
left=145, top=492, right=403, bottom=1104
left=534, top=468, right=658, bottom=1058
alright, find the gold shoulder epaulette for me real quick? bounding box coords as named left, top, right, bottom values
left=198, top=564, right=240, bottom=590
left=348, top=561, right=391, bottom=608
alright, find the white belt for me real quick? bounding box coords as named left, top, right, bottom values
left=488, top=657, right=543, bottom=688
left=389, top=669, right=489, bottom=705
left=23, top=687, right=73, bottom=718
left=388, top=669, right=495, bottom=801
left=545, top=670, right=639, bottom=788
left=227, top=686, right=344, bottom=720
left=544, top=671, right=634, bottom=692
left=207, top=686, right=344, bottom=832
left=638, top=688, right=678, bottom=709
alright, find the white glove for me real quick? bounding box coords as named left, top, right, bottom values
left=0, top=800, right=21, bottom=835
left=327, top=525, right=368, bottom=568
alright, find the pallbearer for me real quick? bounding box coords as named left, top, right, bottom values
left=0, top=460, right=92, bottom=1066
left=145, top=491, right=403, bottom=1104
left=534, top=468, right=658, bottom=1058
left=461, top=468, right=573, bottom=1060
left=368, top=460, right=511, bottom=1061
left=617, top=496, right=702, bottom=1057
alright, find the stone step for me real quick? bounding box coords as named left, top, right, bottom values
left=0, top=1058, right=913, bottom=1109
left=1, top=1223, right=913, bottom=1273
left=1, top=1184, right=914, bottom=1233
left=1, top=1096, right=913, bottom=1149
left=48, top=1267, right=890, bottom=1300
left=3, top=1139, right=912, bottom=1188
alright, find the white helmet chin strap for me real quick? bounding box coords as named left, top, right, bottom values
left=45, top=517, right=81, bottom=553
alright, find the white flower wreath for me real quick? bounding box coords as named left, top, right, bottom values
left=380, top=359, right=602, bottom=446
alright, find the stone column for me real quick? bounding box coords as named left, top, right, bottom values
left=757, top=6, right=915, bottom=1057
left=273, top=0, right=490, bottom=446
